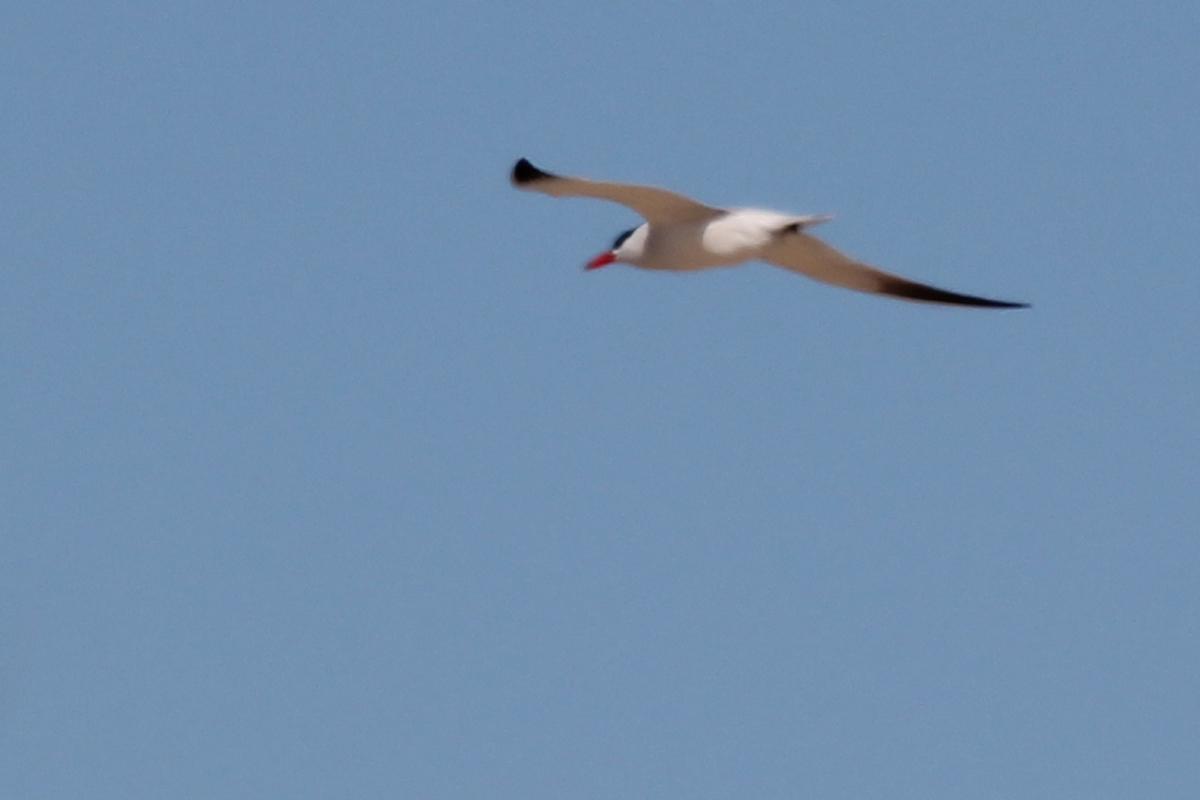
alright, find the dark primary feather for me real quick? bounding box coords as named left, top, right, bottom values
left=512, top=158, right=554, bottom=185
left=877, top=277, right=1029, bottom=308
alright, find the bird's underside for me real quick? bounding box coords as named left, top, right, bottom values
left=512, top=158, right=1028, bottom=309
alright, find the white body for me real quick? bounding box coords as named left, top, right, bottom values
left=621, top=209, right=817, bottom=270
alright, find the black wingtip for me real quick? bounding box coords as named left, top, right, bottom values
left=511, top=158, right=555, bottom=185
left=879, top=278, right=1029, bottom=309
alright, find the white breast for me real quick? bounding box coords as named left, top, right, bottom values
left=640, top=209, right=794, bottom=270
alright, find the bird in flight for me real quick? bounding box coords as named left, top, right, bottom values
left=511, top=158, right=1027, bottom=308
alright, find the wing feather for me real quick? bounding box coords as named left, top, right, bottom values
left=763, top=232, right=1028, bottom=308
left=511, top=158, right=721, bottom=225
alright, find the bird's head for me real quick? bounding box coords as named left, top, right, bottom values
left=586, top=224, right=647, bottom=269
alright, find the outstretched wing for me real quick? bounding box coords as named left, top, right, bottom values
left=511, top=158, right=722, bottom=225
left=763, top=231, right=1028, bottom=308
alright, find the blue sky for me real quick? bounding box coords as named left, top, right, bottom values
left=2, top=2, right=1198, bottom=798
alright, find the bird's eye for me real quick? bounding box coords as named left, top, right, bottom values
left=611, top=228, right=637, bottom=250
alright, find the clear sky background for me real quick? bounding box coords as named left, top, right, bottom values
left=2, top=2, right=1198, bottom=798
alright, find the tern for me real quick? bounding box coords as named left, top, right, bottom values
left=511, top=158, right=1027, bottom=308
